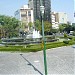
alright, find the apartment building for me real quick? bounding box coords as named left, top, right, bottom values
left=56, top=12, right=68, bottom=24
left=51, top=12, right=68, bottom=29
left=14, top=5, right=34, bottom=33
left=15, top=5, right=34, bottom=24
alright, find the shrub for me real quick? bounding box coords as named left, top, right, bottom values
left=0, top=40, right=74, bottom=52
left=64, top=33, right=68, bottom=38
left=69, top=41, right=75, bottom=45
left=73, top=38, right=75, bottom=41
left=68, top=36, right=73, bottom=39
left=63, top=40, right=69, bottom=44
left=45, top=35, right=55, bottom=40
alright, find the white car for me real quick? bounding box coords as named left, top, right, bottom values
left=72, top=45, right=75, bottom=48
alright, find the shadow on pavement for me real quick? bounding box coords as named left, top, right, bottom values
left=20, top=54, right=43, bottom=75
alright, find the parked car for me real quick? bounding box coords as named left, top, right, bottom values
left=72, top=45, right=75, bottom=48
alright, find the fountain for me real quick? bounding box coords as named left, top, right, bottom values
left=32, top=29, right=41, bottom=38
left=26, top=29, right=42, bottom=39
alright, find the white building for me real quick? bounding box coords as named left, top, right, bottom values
left=51, top=12, right=59, bottom=29
left=14, top=5, right=34, bottom=24
left=14, top=5, right=34, bottom=33
left=51, top=12, right=68, bottom=29
left=56, top=12, right=68, bottom=24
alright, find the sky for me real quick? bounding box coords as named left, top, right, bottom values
left=74, top=0, right=75, bottom=22
left=51, top=0, right=74, bottom=23
left=0, top=0, right=74, bottom=23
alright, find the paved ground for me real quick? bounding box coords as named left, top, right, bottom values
left=0, top=46, right=75, bottom=75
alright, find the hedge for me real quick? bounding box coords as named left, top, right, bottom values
left=0, top=40, right=74, bottom=52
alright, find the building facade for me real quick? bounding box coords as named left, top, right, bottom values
left=51, top=12, right=68, bottom=29
left=15, top=5, right=34, bottom=33
left=15, top=5, right=34, bottom=24
left=51, top=12, right=59, bottom=29
left=14, top=5, right=34, bottom=33
left=55, top=12, right=68, bottom=24
left=28, top=0, right=51, bottom=23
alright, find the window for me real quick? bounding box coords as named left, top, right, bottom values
left=21, top=14, right=27, bottom=17
left=28, top=11, right=31, bottom=16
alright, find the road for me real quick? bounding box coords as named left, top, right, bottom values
left=0, top=46, right=75, bottom=75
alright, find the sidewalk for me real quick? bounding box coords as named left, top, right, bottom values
left=0, top=46, right=74, bottom=75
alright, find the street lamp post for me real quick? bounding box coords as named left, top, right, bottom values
left=40, top=0, right=47, bottom=75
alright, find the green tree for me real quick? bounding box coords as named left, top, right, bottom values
left=34, top=20, right=52, bottom=35
left=64, top=24, right=72, bottom=33
left=59, top=24, right=65, bottom=33
left=72, top=25, right=75, bottom=31
left=59, top=24, right=72, bottom=33
left=44, top=21, right=52, bottom=35
left=34, top=20, right=41, bottom=32
left=0, top=15, right=20, bottom=38
left=28, top=22, right=33, bottom=29
left=19, top=21, right=27, bottom=31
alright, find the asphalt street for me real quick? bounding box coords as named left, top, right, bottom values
left=0, top=46, right=75, bottom=75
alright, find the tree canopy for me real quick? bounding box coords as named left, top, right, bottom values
left=59, top=24, right=73, bottom=33
left=34, top=20, right=41, bottom=31
left=44, top=21, right=52, bottom=35
left=34, top=20, right=52, bottom=35
left=0, top=15, right=20, bottom=38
